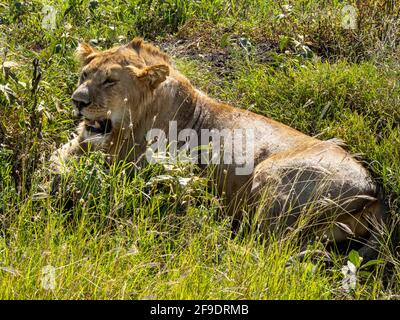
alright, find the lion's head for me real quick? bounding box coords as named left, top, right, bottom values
left=72, top=38, right=170, bottom=135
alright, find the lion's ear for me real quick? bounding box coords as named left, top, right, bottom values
left=75, top=42, right=97, bottom=65
left=131, top=64, right=169, bottom=90
left=127, top=37, right=144, bottom=53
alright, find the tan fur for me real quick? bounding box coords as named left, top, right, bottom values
left=51, top=38, right=385, bottom=244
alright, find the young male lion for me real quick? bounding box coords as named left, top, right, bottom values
left=51, top=38, right=386, bottom=261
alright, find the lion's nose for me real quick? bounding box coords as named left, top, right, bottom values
left=72, top=85, right=91, bottom=110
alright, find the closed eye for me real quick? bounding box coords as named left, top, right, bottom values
left=80, top=71, right=88, bottom=83
left=103, top=78, right=118, bottom=87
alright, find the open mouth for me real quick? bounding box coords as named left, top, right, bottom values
left=84, top=118, right=112, bottom=134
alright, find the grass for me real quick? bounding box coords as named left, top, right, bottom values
left=0, top=0, right=400, bottom=299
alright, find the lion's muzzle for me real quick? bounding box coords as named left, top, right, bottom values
left=72, top=83, right=91, bottom=111
left=84, top=118, right=112, bottom=134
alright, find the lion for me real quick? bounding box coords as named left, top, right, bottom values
left=51, top=38, right=387, bottom=261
